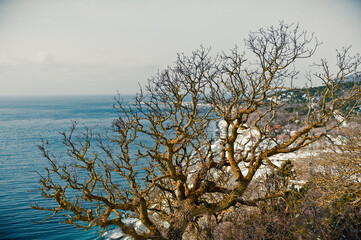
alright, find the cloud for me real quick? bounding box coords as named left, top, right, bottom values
left=0, top=57, right=158, bottom=96
left=31, top=52, right=54, bottom=63
left=0, top=0, right=360, bottom=95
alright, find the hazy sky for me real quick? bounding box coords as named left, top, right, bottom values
left=0, top=0, right=360, bottom=96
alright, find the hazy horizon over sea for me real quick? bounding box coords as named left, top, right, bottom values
left=0, top=95, right=131, bottom=240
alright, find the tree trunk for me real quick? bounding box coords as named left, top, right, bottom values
left=165, top=200, right=194, bottom=240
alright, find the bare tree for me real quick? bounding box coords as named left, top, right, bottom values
left=32, top=22, right=361, bottom=240
left=311, top=128, right=361, bottom=207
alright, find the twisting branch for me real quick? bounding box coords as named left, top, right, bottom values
left=32, top=22, right=360, bottom=240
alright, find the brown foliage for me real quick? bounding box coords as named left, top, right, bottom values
left=311, top=129, right=361, bottom=207
left=203, top=131, right=361, bottom=240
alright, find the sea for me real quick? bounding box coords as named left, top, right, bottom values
left=0, top=95, right=132, bottom=240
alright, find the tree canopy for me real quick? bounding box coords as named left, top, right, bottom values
left=32, top=22, right=361, bottom=240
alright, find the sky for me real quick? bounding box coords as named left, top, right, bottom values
left=0, top=0, right=360, bottom=96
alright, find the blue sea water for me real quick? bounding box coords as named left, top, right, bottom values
left=0, top=95, right=130, bottom=240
